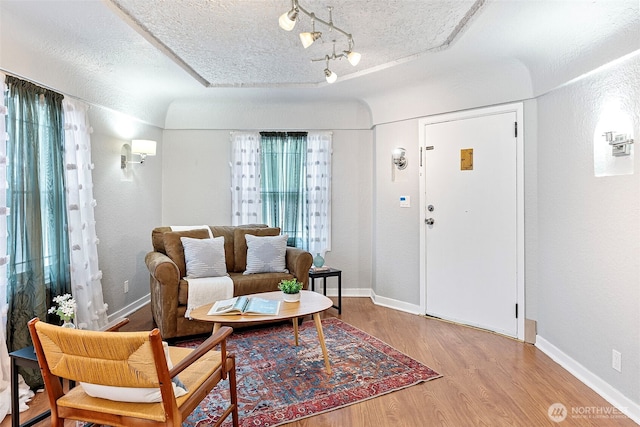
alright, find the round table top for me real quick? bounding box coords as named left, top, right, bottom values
left=189, top=290, right=333, bottom=324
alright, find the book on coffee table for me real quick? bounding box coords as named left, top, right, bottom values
left=208, top=296, right=281, bottom=316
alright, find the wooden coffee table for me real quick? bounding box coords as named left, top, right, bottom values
left=190, top=290, right=334, bottom=374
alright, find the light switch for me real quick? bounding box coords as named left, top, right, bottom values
left=400, top=196, right=410, bottom=208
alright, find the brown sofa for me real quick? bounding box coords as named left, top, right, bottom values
left=145, top=225, right=313, bottom=339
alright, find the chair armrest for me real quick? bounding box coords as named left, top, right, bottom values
left=169, top=326, right=234, bottom=379
left=100, top=317, right=129, bottom=332
left=285, top=247, right=313, bottom=289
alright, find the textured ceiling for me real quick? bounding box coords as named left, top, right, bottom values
left=0, top=0, right=638, bottom=127
left=106, top=0, right=483, bottom=87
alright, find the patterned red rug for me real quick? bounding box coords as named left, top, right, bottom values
left=177, top=317, right=441, bottom=427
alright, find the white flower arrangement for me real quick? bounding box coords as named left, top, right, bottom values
left=48, top=293, right=76, bottom=322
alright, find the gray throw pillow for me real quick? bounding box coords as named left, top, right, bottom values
left=180, top=236, right=227, bottom=278
left=244, top=234, right=289, bottom=274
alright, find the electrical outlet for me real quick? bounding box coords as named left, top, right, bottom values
left=124, top=280, right=129, bottom=293
left=612, top=349, right=621, bottom=372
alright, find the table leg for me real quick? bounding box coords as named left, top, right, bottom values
left=213, top=323, right=221, bottom=334
left=337, top=273, right=342, bottom=314
left=313, top=313, right=331, bottom=375
left=292, top=317, right=299, bottom=346
left=11, top=357, right=19, bottom=427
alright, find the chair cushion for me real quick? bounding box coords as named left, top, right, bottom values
left=181, top=236, right=227, bottom=278
left=233, top=227, right=280, bottom=272
left=244, top=234, right=289, bottom=274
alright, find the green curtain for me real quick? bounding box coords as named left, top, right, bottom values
left=5, top=76, right=70, bottom=387
left=260, top=132, right=307, bottom=247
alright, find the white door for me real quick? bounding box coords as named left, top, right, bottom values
left=423, top=111, right=518, bottom=337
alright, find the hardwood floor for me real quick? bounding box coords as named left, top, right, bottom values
left=3, top=297, right=636, bottom=426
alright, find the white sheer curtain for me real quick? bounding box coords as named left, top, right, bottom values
left=306, top=132, right=332, bottom=256
left=0, top=72, right=10, bottom=420
left=62, top=98, right=108, bottom=330
left=0, top=73, right=33, bottom=418
left=230, top=132, right=262, bottom=225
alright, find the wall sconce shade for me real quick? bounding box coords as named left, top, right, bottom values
left=131, top=139, right=157, bottom=157
left=121, top=139, right=156, bottom=169
left=392, top=147, right=408, bottom=170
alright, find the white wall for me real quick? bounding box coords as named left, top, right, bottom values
left=89, top=107, right=163, bottom=317
left=372, top=120, right=421, bottom=305
left=535, top=53, right=640, bottom=407
left=161, top=102, right=374, bottom=293
left=365, top=57, right=536, bottom=312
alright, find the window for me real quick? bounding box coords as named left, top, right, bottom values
left=260, top=132, right=307, bottom=247
left=230, top=131, right=331, bottom=256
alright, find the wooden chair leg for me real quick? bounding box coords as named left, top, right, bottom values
left=229, top=356, right=239, bottom=427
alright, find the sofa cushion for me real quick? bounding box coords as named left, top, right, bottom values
left=244, top=234, right=289, bottom=274
left=181, top=236, right=227, bottom=278
left=233, top=227, right=281, bottom=272
left=229, top=272, right=295, bottom=296
left=164, top=229, right=211, bottom=278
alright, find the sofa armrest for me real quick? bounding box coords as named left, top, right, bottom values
left=285, top=247, right=313, bottom=289
left=145, top=252, right=181, bottom=338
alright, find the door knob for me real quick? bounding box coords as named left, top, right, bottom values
left=425, top=218, right=435, bottom=225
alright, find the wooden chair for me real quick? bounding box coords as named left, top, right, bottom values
left=27, top=318, right=238, bottom=427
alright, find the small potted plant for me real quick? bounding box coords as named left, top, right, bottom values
left=278, top=279, right=303, bottom=302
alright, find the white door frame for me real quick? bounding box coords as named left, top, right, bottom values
left=418, top=102, right=525, bottom=340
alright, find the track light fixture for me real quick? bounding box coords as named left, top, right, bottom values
left=324, top=56, right=337, bottom=83
left=278, top=0, right=361, bottom=83
left=299, top=19, right=321, bottom=49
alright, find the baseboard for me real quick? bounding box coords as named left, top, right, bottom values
left=107, top=294, right=151, bottom=323
left=317, top=287, right=372, bottom=298
left=524, top=318, right=537, bottom=344
left=369, top=289, right=422, bottom=315
left=536, top=335, right=640, bottom=424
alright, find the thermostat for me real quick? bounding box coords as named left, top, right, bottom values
left=400, top=196, right=410, bottom=208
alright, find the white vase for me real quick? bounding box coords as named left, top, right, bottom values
left=283, top=292, right=300, bottom=302
left=61, top=320, right=76, bottom=329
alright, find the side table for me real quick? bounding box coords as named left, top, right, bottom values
left=309, top=267, right=342, bottom=314
left=9, top=346, right=49, bottom=427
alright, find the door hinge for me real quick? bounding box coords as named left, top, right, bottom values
left=420, top=147, right=423, bottom=167
left=514, top=122, right=518, bottom=138
left=515, top=303, right=519, bottom=318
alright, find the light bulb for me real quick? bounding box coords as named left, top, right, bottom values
left=279, top=10, right=297, bottom=31
left=324, top=69, right=337, bottom=84
left=300, top=31, right=321, bottom=48
left=347, top=51, right=361, bottom=66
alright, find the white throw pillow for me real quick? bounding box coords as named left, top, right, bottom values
left=80, top=342, right=187, bottom=403
left=181, top=236, right=227, bottom=278
left=244, top=234, right=289, bottom=274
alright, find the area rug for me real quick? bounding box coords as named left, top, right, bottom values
left=177, top=317, right=441, bottom=426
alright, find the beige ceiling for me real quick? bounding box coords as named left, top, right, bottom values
left=0, top=0, right=638, bottom=126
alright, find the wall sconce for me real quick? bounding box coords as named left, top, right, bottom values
left=121, top=139, right=156, bottom=169
left=392, top=147, right=408, bottom=170
left=603, top=131, right=634, bottom=157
